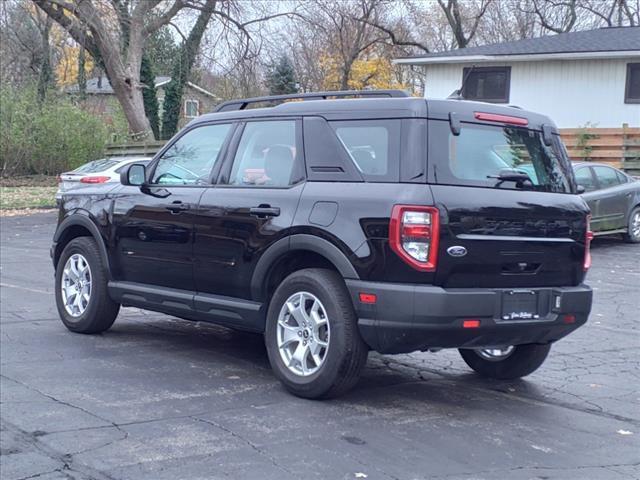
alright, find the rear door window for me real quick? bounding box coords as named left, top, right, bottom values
left=430, top=121, right=574, bottom=193
left=74, top=159, right=119, bottom=173
left=227, top=120, right=303, bottom=187
left=331, top=120, right=400, bottom=182
left=593, top=166, right=622, bottom=189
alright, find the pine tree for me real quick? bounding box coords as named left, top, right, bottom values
left=140, top=54, right=160, bottom=140
left=266, top=56, right=298, bottom=96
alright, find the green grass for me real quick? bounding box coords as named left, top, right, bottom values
left=0, top=186, right=58, bottom=210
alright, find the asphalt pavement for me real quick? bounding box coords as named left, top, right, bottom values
left=1, top=211, right=639, bottom=480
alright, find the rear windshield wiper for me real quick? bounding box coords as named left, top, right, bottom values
left=487, top=169, right=534, bottom=189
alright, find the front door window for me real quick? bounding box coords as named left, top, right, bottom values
left=152, top=124, right=231, bottom=185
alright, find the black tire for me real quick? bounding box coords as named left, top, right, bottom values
left=264, top=268, right=368, bottom=399
left=622, top=206, right=640, bottom=243
left=459, top=344, right=551, bottom=380
left=55, top=237, right=119, bottom=334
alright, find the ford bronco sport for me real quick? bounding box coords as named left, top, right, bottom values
left=52, top=90, right=593, bottom=399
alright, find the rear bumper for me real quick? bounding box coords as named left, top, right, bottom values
left=345, top=280, right=592, bottom=354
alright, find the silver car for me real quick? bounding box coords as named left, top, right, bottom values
left=574, top=162, right=640, bottom=242
left=56, top=157, right=151, bottom=200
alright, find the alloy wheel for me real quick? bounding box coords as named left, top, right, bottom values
left=276, top=291, right=330, bottom=376
left=632, top=211, right=640, bottom=239
left=476, top=346, right=515, bottom=361
left=61, top=253, right=92, bottom=317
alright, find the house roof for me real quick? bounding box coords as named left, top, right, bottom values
left=395, top=26, right=640, bottom=65
left=67, top=76, right=217, bottom=98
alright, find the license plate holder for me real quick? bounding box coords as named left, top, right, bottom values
left=501, top=290, right=539, bottom=321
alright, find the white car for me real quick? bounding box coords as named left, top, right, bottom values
left=56, top=157, right=151, bottom=200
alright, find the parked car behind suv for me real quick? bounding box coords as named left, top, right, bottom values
left=56, top=156, right=151, bottom=201
left=51, top=90, right=594, bottom=399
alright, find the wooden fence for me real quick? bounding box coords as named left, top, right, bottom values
left=104, top=126, right=640, bottom=176
left=559, top=125, right=640, bottom=176
left=105, top=141, right=165, bottom=158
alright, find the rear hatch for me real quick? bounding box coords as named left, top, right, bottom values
left=426, top=110, right=589, bottom=289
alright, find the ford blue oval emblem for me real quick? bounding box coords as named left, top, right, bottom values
left=447, top=246, right=467, bottom=257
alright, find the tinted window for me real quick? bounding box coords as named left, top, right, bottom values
left=114, top=159, right=150, bottom=174
left=74, top=159, right=119, bottom=173
left=616, top=170, right=629, bottom=184
left=625, top=63, right=640, bottom=103
left=152, top=124, right=231, bottom=185
left=436, top=122, right=572, bottom=193
left=575, top=167, right=597, bottom=192
left=332, top=120, right=400, bottom=182
left=462, top=67, right=511, bottom=103
left=229, top=121, right=299, bottom=187
left=593, top=166, right=621, bottom=189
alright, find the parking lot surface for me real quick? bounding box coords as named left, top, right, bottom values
left=1, top=212, right=639, bottom=480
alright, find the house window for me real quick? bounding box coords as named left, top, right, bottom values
left=185, top=99, right=199, bottom=118
left=625, top=63, right=640, bottom=104
left=461, top=66, right=511, bottom=103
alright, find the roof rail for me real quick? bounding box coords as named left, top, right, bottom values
left=213, top=89, right=410, bottom=112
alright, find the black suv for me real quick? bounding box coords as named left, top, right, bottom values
left=52, top=90, right=593, bottom=398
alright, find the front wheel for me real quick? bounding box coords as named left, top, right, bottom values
left=459, top=344, right=551, bottom=380
left=265, top=268, right=368, bottom=399
left=623, top=206, right=640, bottom=243
left=55, top=237, right=120, bottom=334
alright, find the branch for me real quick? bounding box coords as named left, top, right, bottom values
left=358, top=18, right=430, bottom=53
left=32, top=0, right=100, bottom=60
left=142, top=0, right=185, bottom=36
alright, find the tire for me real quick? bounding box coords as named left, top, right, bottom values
left=622, top=206, right=640, bottom=243
left=458, top=344, right=551, bottom=380
left=55, top=237, right=119, bottom=334
left=264, top=268, right=368, bottom=399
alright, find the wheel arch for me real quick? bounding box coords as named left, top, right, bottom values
left=251, top=234, right=360, bottom=302
left=52, top=215, right=111, bottom=279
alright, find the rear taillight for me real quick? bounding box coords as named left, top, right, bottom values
left=80, top=176, right=110, bottom=184
left=584, top=214, right=594, bottom=271
left=56, top=175, right=62, bottom=183
left=389, top=205, right=440, bottom=272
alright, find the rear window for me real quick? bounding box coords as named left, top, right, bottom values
left=432, top=121, right=574, bottom=193
left=74, top=159, right=120, bottom=173
left=331, top=120, right=400, bottom=182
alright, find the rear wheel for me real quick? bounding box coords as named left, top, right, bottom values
left=623, top=206, right=640, bottom=243
left=459, top=344, right=551, bottom=380
left=265, top=268, right=368, bottom=399
left=55, top=237, right=119, bottom=333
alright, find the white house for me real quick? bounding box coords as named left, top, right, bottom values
left=395, top=27, right=640, bottom=128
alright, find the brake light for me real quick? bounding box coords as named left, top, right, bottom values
left=80, top=176, right=110, bottom=184
left=584, top=214, right=594, bottom=271
left=389, top=205, right=439, bottom=271
left=474, top=112, right=529, bottom=126
left=56, top=175, right=62, bottom=183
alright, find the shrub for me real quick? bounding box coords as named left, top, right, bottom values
left=0, top=85, right=127, bottom=176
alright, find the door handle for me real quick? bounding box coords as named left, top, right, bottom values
left=250, top=205, right=280, bottom=218
left=166, top=201, right=190, bottom=214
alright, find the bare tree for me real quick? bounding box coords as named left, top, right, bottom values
left=581, top=0, right=638, bottom=26
left=531, top=0, right=578, bottom=33
left=32, top=0, right=202, bottom=138
left=437, top=0, right=493, bottom=48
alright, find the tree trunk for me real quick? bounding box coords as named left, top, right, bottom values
left=37, top=16, right=53, bottom=104
left=160, top=0, right=216, bottom=139
left=78, top=45, right=87, bottom=99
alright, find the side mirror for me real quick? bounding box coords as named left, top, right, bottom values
left=576, top=185, right=586, bottom=194
left=121, top=163, right=146, bottom=186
